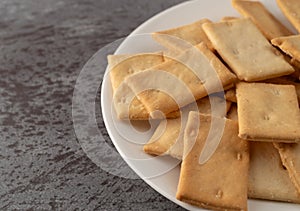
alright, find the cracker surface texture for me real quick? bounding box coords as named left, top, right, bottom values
left=277, top=0, right=300, bottom=33
left=249, top=142, right=300, bottom=203
left=236, top=82, right=300, bottom=142
left=232, top=0, right=292, bottom=40
left=125, top=43, right=236, bottom=117
left=176, top=112, right=249, bottom=211
left=152, top=19, right=213, bottom=53
left=203, top=18, right=294, bottom=81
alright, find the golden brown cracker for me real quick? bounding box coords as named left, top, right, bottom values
left=144, top=96, right=231, bottom=159
left=176, top=112, right=249, bottom=211
left=249, top=142, right=300, bottom=203
left=126, top=43, right=236, bottom=118
left=236, top=82, right=300, bottom=142
left=109, top=53, right=165, bottom=119
left=232, top=0, right=292, bottom=40
left=274, top=143, right=300, bottom=196
left=203, top=18, right=294, bottom=81
left=152, top=19, right=214, bottom=52
left=272, top=35, right=300, bottom=63
left=277, top=0, right=300, bottom=33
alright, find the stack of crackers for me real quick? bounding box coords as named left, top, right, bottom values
left=108, top=0, right=300, bottom=210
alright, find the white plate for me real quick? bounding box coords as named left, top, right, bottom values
left=101, top=0, right=299, bottom=210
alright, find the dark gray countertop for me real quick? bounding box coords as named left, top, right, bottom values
left=0, top=0, right=186, bottom=210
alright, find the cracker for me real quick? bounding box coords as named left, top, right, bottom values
left=263, top=77, right=300, bottom=105
left=176, top=112, right=249, bottom=211
left=109, top=53, right=165, bottom=119
left=113, top=82, right=150, bottom=119
left=236, top=82, right=300, bottom=142
left=152, top=19, right=214, bottom=53
left=277, top=0, right=300, bottom=33
left=108, top=53, right=164, bottom=91
left=202, top=18, right=294, bottom=81
left=272, top=35, right=300, bottom=62
left=225, top=88, right=237, bottom=103
left=144, top=96, right=231, bottom=159
left=125, top=43, right=236, bottom=118
left=232, top=0, right=292, bottom=40
left=274, top=143, right=300, bottom=196
left=249, top=142, right=300, bottom=203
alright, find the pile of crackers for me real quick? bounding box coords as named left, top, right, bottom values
left=108, top=0, right=300, bottom=210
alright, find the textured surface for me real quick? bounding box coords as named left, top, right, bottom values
left=0, top=0, right=186, bottom=210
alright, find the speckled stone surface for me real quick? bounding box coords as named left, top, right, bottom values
left=0, top=0, right=186, bottom=210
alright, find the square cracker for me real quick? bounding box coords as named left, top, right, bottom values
left=108, top=53, right=164, bottom=92
left=144, top=96, right=231, bottom=159
left=274, top=143, right=300, bottom=196
left=236, top=82, right=300, bottom=142
left=232, top=0, right=292, bottom=40
left=202, top=18, right=294, bottom=81
left=272, top=35, right=300, bottom=62
left=109, top=53, right=180, bottom=119
left=277, top=0, right=300, bottom=33
left=125, top=43, right=236, bottom=118
left=152, top=19, right=214, bottom=53
left=176, top=112, right=249, bottom=210
left=249, top=142, right=300, bottom=203
left=109, top=53, right=164, bottom=120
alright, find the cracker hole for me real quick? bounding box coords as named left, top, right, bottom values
left=216, top=190, right=223, bottom=199
left=282, top=165, right=287, bottom=170
left=273, top=89, right=280, bottom=96
left=120, top=96, right=127, bottom=104
left=127, top=68, right=134, bottom=74
left=189, top=129, right=196, bottom=137
left=237, top=153, right=242, bottom=161
left=232, top=49, right=239, bottom=55
left=263, top=115, right=270, bottom=121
